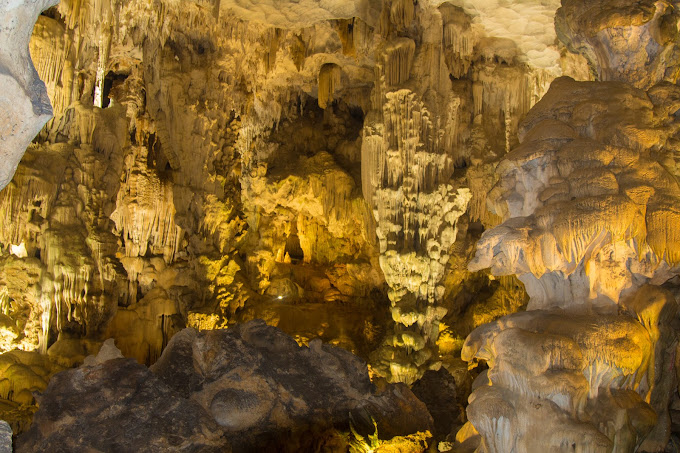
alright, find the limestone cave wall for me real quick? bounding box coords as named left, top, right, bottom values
left=1, top=0, right=679, bottom=451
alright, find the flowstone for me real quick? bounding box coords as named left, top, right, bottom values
left=461, top=76, right=680, bottom=452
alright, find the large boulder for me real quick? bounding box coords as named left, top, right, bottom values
left=17, top=320, right=433, bottom=452
left=15, top=357, right=228, bottom=452
left=150, top=320, right=433, bottom=450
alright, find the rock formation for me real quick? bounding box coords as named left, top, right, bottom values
left=410, top=368, right=465, bottom=442
left=360, top=2, right=473, bottom=383
left=0, top=0, right=679, bottom=451
left=460, top=3, right=680, bottom=449
left=470, top=76, right=680, bottom=310
left=460, top=294, right=677, bottom=451
left=0, top=0, right=57, bottom=190
left=556, top=0, right=680, bottom=89
left=0, top=421, right=10, bottom=453
left=17, top=320, right=433, bottom=452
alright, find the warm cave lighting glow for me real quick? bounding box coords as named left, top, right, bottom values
left=1, top=0, right=680, bottom=451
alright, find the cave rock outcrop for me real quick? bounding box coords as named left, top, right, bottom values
left=17, top=320, right=433, bottom=452
left=464, top=75, right=680, bottom=452
left=0, top=0, right=57, bottom=190
left=556, top=0, right=680, bottom=89
left=470, top=76, right=680, bottom=310
left=460, top=286, right=677, bottom=451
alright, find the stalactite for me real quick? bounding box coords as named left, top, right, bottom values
left=389, top=0, right=415, bottom=30
left=383, top=38, right=415, bottom=87
left=110, top=164, right=183, bottom=264
left=317, top=63, right=342, bottom=109
left=263, top=28, right=281, bottom=74
left=93, top=30, right=112, bottom=108
left=333, top=18, right=356, bottom=56
left=38, top=295, right=51, bottom=354
left=29, top=16, right=73, bottom=119
left=440, top=3, right=474, bottom=79
left=365, top=44, right=471, bottom=383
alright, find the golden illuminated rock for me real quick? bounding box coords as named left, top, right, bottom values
left=556, top=0, right=680, bottom=89
left=0, top=349, right=63, bottom=433
left=470, top=77, right=680, bottom=309
left=463, top=73, right=680, bottom=452
left=0, top=0, right=679, bottom=449
left=458, top=293, right=677, bottom=452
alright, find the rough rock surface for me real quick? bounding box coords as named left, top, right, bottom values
left=17, top=320, right=433, bottom=452
left=463, top=55, right=680, bottom=453
left=459, top=288, right=678, bottom=452
left=218, top=0, right=383, bottom=28
left=410, top=368, right=464, bottom=440
left=556, top=0, right=680, bottom=89
left=0, top=421, right=10, bottom=453
left=470, top=76, right=680, bottom=310
left=0, top=0, right=57, bottom=190
left=151, top=320, right=433, bottom=450
left=16, top=357, right=229, bottom=453
left=462, top=2, right=680, bottom=445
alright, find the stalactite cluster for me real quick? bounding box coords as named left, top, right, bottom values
left=2, top=0, right=680, bottom=451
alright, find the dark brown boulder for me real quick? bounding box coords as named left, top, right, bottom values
left=17, top=320, right=433, bottom=452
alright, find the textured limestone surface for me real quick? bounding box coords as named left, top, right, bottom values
left=218, top=0, right=383, bottom=28
left=458, top=286, right=678, bottom=452
left=3, top=0, right=680, bottom=450
left=0, top=421, right=10, bottom=453
left=449, top=0, right=563, bottom=71
left=0, top=349, right=64, bottom=433
left=17, top=320, right=433, bottom=452
left=556, top=0, right=680, bottom=89
left=0, top=0, right=57, bottom=190
left=470, top=76, right=680, bottom=310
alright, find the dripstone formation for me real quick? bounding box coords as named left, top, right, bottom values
left=1, top=0, right=680, bottom=451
